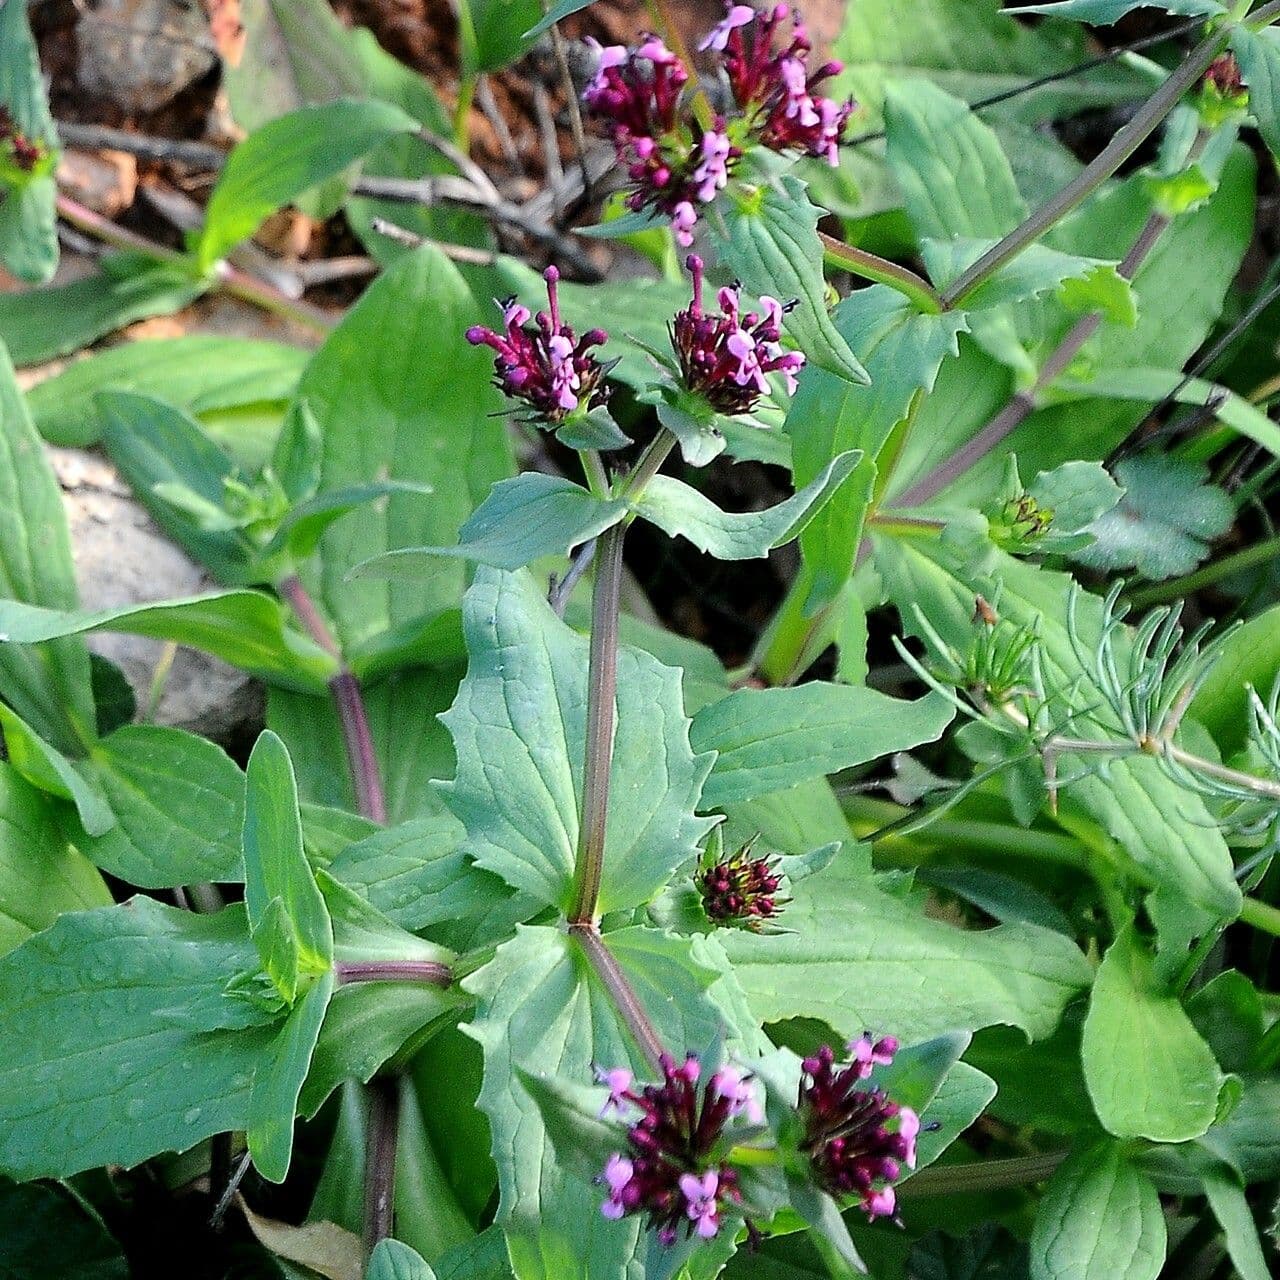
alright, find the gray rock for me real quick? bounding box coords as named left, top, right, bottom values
left=76, top=0, right=217, bottom=115
left=52, top=446, right=262, bottom=746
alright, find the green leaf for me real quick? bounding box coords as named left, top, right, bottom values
left=294, top=244, right=514, bottom=655
left=1071, top=454, right=1233, bottom=579
left=0, top=256, right=206, bottom=367
left=1187, top=971, right=1263, bottom=1075
left=244, top=732, right=334, bottom=999
left=1189, top=602, right=1280, bottom=754
left=1029, top=1141, right=1166, bottom=1280
left=1082, top=925, right=1224, bottom=1142
left=720, top=856, right=1091, bottom=1040
left=1231, top=27, right=1280, bottom=167
left=0, top=898, right=274, bottom=1180
left=1054, top=366, right=1280, bottom=458
left=1006, top=1, right=1223, bottom=21
left=0, top=0, right=58, bottom=283
left=885, top=79, right=1026, bottom=242
left=0, top=592, right=339, bottom=691
left=26, top=336, right=308, bottom=450
left=355, top=474, right=628, bottom=575
left=690, top=685, right=954, bottom=807
left=0, top=1178, right=128, bottom=1280
left=714, top=176, right=869, bottom=385
left=99, top=392, right=257, bottom=586
left=832, top=0, right=1156, bottom=130
left=0, top=343, right=96, bottom=752
left=440, top=568, right=715, bottom=913
left=368, top=1240, right=439, bottom=1280
left=462, top=924, right=731, bottom=1280
left=632, top=450, right=863, bottom=562
left=226, top=0, right=366, bottom=131
left=786, top=287, right=965, bottom=609
left=74, top=725, right=246, bottom=886
left=197, top=98, right=418, bottom=270
left=327, top=815, right=536, bottom=950
left=461, top=0, right=545, bottom=74
left=1201, top=1163, right=1271, bottom=1280
left=248, top=969, right=334, bottom=1182
left=0, top=762, right=111, bottom=956
left=0, top=704, right=112, bottom=837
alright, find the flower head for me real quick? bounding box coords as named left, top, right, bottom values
left=581, top=34, right=740, bottom=246
left=698, top=837, right=786, bottom=928
left=594, top=1053, right=759, bottom=1245
left=670, top=255, right=805, bottom=415
left=1205, top=53, right=1245, bottom=99
left=717, top=3, right=854, bottom=166
left=798, top=1041, right=919, bottom=1221
left=466, top=265, right=611, bottom=424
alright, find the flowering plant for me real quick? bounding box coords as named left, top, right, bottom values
left=3, top=1, right=1280, bottom=1278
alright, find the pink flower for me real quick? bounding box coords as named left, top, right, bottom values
left=600, top=1153, right=635, bottom=1219
left=595, top=1065, right=635, bottom=1118
left=699, top=4, right=755, bottom=52
left=710, top=1065, right=765, bottom=1123
left=898, top=1107, right=920, bottom=1169
left=849, top=1034, right=899, bottom=1079
left=680, top=1171, right=721, bottom=1238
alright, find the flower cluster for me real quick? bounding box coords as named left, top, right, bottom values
left=582, top=3, right=854, bottom=245
left=465, top=266, right=611, bottom=424
left=697, top=837, right=785, bottom=928
left=1205, top=53, right=1244, bottom=100
left=670, top=254, right=804, bottom=414
left=710, top=3, right=853, bottom=166
left=595, top=1055, right=761, bottom=1244
left=0, top=107, right=45, bottom=174
left=798, top=1039, right=919, bottom=1221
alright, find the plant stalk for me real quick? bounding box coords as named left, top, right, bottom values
left=937, top=29, right=1225, bottom=308
left=899, top=1150, right=1067, bottom=1198
left=568, top=522, right=626, bottom=924
left=819, top=233, right=942, bottom=313
left=337, top=960, right=454, bottom=986
left=280, top=575, right=388, bottom=824
left=363, top=1077, right=399, bottom=1256
left=571, top=923, right=666, bottom=1070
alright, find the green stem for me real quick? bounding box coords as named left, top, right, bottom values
left=1126, top=533, right=1280, bottom=607
left=819, top=233, right=942, bottom=314
left=1239, top=895, right=1280, bottom=938
left=453, top=74, right=477, bottom=153
left=937, top=28, right=1227, bottom=307
left=568, top=522, right=626, bottom=925
left=619, top=430, right=677, bottom=499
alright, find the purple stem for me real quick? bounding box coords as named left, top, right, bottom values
left=279, top=575, right=388, bottom=825
left=571, top=924, right=666, bottom=1071
left=337, top=960, right=454, bottom=986
left=363, top=1078, right=400, bottom=1254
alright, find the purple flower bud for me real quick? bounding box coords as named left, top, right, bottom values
left=697, top=838, right=787, bottom=927
left=668, top=256, right=804, bottom=417
left=798, top=1042, right=919, bottom=1222
left=465, top=267, right=611, bottom=425
left=592, top=1053, right=746, bottom=1246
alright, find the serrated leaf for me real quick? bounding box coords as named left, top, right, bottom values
left=462, top=924, right=733, bottom=1280
left=690, top=685, right=954, bottom=807
left=632, top=449, right=863, bottom=562
left=1005, top=1, right=1223, bottom=21
left=1082, top=925, right=1224, bottom=1142
left=294, top=245, right=514, bottom=655
left=0, top=899, right=274, bottom=1180
left=0, top=762, right=110, bottom=956
left=714, top=176, right=868, bottom=385
left=1071, top=454, right=1233, bottom=579
left=73, top=724, right=245, bottom=887
left=439, top=568, right=715, bottom=913
left=355, top=474, right=627, bottom=576
left=786, top=287, right=965, bottom=607
left=720, top=856, right=1090, bottom=1039
left=197, top=99, right=419, bottom=270
left=243, top=731, right=334, bottom=994
left=0, top=343, right=96, bottom=752
left=1029, top=1141, right=1166, bottom=1280
left=27, top=335, right=308, bottom=451
left=0, top=592, right=338, bottom=692
left=1026, top=460, right=1124, bottom=549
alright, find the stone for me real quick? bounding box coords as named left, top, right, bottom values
left=56, top=149, right=139, bottom=219
left=51, top=446, right=262, bottom=746
left=76, top=0, right=218, bottom=115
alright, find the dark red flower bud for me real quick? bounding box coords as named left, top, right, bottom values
left=697, top=836, right=787, bottom=928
